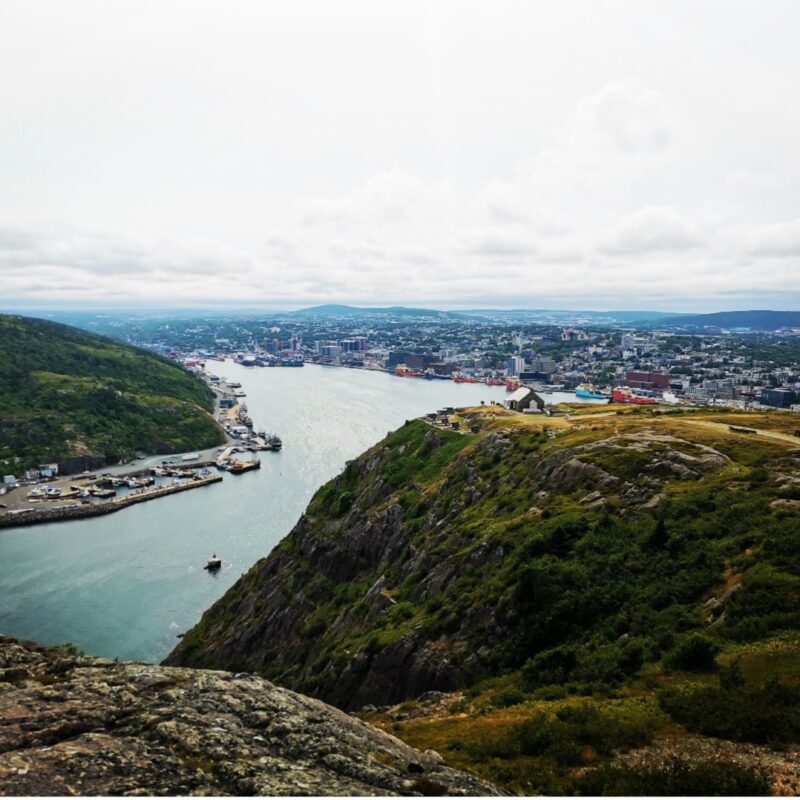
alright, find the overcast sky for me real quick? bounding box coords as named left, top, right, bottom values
left=2, top=1, right=800, bottom=311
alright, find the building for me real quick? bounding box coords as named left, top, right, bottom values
left=506, top=356, right=526, bottom=376
left=387, top=351, right=435, bottom=370
left=615, top=370, right=670, bottom=391
left=761, top=388, right=796, bottom=408
left=506, top=386, right=545, bottom=413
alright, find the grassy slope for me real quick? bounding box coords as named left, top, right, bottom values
left=175, top=404, right=800, bottom=793
left=0, top=315, right=224, bottom=471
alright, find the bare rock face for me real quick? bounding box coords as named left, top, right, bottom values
left=0, top=636, right=499, bottom=797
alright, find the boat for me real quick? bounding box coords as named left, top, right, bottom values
left=505, top=377, right=521, bottom=391
left=204, top=554, right=222, bottom=571
left=453, top=372, right=480, bottom=384
left=575, top=383, right=609, bottom=400
left=612, top=386, right=658, bottom=405
left=395, top=364, right=424, bottom=378
left=485, top=378, right=505, bottom=386
left=227, top=459, right=261, bottom=474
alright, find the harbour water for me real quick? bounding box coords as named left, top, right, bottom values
left=0, top=364, right=598, bottom=663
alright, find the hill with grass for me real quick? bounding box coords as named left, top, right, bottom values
left=168, top=403, right=800, bottom=794
left=0, top=315, right=224, bottom=473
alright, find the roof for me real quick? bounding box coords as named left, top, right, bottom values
left=508, top=387, right=532, bottom=402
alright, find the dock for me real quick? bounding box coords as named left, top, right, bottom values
left=0, top=475, right=223, bottom=530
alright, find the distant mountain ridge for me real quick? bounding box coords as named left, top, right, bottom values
left=291, top=304, right=472, bottom=319
left=647, top=310, right=800, bottom=330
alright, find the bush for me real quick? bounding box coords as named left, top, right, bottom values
left=659, top=678, right=800, bottom=744
left=664, top=632, right=720, bottom=671
left=576, top=758, right=770, bottom=796
left=334, top=491, right=353, bottom=516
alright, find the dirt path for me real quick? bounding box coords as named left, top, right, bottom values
left=681, top=419, right=800, bottom=446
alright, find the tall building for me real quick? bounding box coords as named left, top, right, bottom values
left=506, top=355, right=526, bottom=376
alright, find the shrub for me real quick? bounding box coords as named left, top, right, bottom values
left=576, top=758, right=770, bottom=796
left=659, top=678, right=800, bottom=744
left=334, top=491, right=353, bottom=516
left=664, top=632, right=720, bottom=671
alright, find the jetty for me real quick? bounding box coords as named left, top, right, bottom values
left=0, top=475, right=223, bottom=530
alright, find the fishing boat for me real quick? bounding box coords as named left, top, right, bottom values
left=575, top=383, right=609, bottom=400
left=204, top=554, right=222, bottom=571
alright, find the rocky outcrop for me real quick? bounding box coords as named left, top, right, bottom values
left=0, top=636, right=499, bottom=796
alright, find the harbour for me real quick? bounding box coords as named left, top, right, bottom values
left=0, top=362, right=584, bottom=664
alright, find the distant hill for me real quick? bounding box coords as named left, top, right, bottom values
left=290, top=304, right=471, bottom=319
left=462, top=309, right=680, bottom=323
left=645, top=310, right=800, bottom=331
left=0, top=315, right=224, bottom=473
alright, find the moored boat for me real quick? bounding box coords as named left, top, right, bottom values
left=612, top=386, right=658, bottom=405
left=575, top=383, right=609, bottom=400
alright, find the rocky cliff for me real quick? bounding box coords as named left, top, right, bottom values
left=167, top=406, right=800, bottom=712
left=0, top=635, right=498, bottom=796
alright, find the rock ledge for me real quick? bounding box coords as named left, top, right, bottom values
left=0, top=636, right=499, bottom=796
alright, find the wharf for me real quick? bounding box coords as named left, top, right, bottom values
left=0, top=475, right=223, bottom=530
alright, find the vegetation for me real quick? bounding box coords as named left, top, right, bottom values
left=172, top=404, right=800, bottom=794
left=0, top=315, right=223, bottom=471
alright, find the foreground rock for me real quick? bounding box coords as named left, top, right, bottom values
left=0, top=636, right=499, bottom=796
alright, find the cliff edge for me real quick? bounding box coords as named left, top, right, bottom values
left=0, top=636, right=499, bottom=796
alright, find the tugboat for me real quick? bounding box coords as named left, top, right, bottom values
left=204, top=554, right=222, bottom=571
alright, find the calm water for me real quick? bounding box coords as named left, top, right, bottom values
left=0, top=364, right=594, bottom=663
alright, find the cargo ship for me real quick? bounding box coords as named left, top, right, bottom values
left=611, top=386, right=657, bottom=405
left=575, top=383, right=609, bottom=400
left=395, top=364, right=425, bottom=378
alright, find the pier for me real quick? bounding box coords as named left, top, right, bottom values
left=0, top=474, right=223, bottom=530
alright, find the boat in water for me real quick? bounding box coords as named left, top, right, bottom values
left=395, top=364, right=424, bottom=378
left=204, top=554, right=222, bottom=571
left=453, top=372, right=480, bottom=384
left=575, top=383, right=609, bottom=400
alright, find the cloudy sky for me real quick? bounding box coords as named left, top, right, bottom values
left=2, top=0, right=800, bottom=311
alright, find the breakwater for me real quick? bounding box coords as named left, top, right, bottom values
left=0, top=475, right=223, bottom=530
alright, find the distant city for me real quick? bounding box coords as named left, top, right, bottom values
left=46, top=305, right=800, bottom=412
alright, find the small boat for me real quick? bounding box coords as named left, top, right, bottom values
left=204, top=554, right=222, bottom=571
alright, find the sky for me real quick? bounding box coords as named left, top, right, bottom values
left=2, top=0, right=800, bottom=312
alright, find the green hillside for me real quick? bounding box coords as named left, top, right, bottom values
left=168, top=404, right=800, bottom=794
left=0, top=315, right=224, bottom=472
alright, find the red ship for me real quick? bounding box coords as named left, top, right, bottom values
left=612, top=386, right=657, bottom=405
left=485, top=378, right=505, bottom=386
left=453, top=372, right=480, bottom=383
left=505, top=377, right=521, bottom=391
left=395, top=364, right=424, bottom=378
